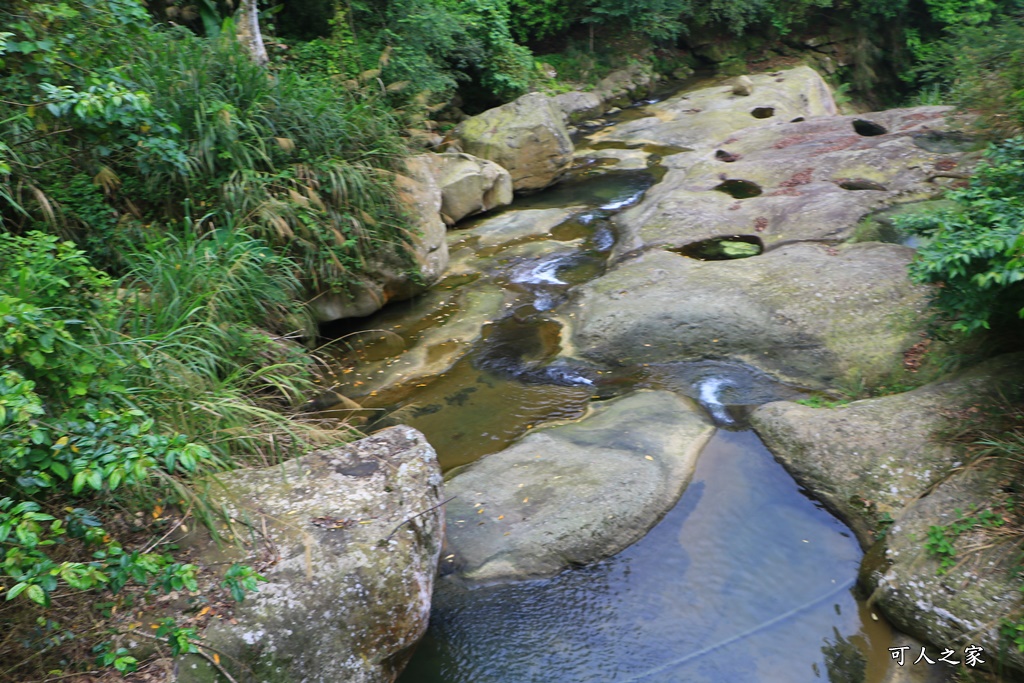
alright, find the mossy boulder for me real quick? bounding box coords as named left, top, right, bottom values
left=565, top=242, right=928, bottom=390
left=175, top=427, right=444, bottom=683
left=442, top=390, right=714, bottom=583
left=864, top=466, right=1024, bottom=677
left=454, top=92, right=573, bottom=192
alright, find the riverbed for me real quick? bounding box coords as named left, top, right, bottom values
left=323, top=82, right=899, bottom=683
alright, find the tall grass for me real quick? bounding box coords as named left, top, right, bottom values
left=112, top=225, right=353, bottom=464
left=122, top=29, right=415, bottom=290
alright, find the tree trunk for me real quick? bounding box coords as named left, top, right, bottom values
left=236, top=0, right=268, bottom=66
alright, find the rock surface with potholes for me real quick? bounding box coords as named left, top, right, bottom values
left=587, top=65, right=836, bottom=151
left=611, top=106, right=968, bottom=259
left=442, top=390, right=714, bottom=583
left=316, top=64, right=1009, bottom=680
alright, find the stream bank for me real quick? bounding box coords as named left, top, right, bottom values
left=317, top=65, right=1010, bottom=682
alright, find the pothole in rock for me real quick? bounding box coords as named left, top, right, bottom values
left=852, top=119, right=888, bottom=136
left=836, top=178, right=888, bottom=191
left=715, top=149, right=741, bottom=162
left=714, top=179, right=763, bottom=199
left=671, top=235, right=763, bottom=260
left=912, top=130, right=976, bottom=154
left=751, top=106, right=775, bottom=119
left=790, top=116, right=805, bottom=123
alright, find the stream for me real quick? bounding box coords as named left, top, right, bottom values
left=323, top=86, right=898, bottom=682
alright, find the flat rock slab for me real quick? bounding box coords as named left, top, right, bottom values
left=176, top=427, right=444, bottom=683
left=453, top=207, right=579, bottom=251
left=566, top=242, right=927, bottom=389
left=588, top=65, right=836, bottom=151
left=443, top=390, right=714, bottom=583
left=751, top=354, right=1024, bottom=545
left=612, top=106, right=970, bottom=259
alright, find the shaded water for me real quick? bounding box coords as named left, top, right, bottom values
left=401, top=431, right=892, bottom=683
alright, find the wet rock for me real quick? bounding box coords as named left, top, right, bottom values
left=454, top=92, right=573, bottom=192
left=455, top=207, right=579, bottom=250
left=432, top=152, right=513, bottom=225
left=176, top=427, right=444, bottom=683
left=566, top=243, right=928, bottom=390
left=341, top=283, right=508, bottom=398
left=443, top=390, right=714, bottom=583
left=612, top=106, right=969, bottom=258
left=589, top=65, right=836, bottom=152
left=312, top=154, right=448, bottom=322
left=751, top=354, right=1024, bottom=546
left=574, top=146, right=651, bottom=171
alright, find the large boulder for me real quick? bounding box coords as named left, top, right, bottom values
left=176, top=427, right=444, bottom=683
left=553, top=90, right=604, bottom=124
left=588, top=65, right=837, bottom=151
left=442, top=390, right=714, bottom=583
left=565, top=242, right=928, bottom=390
left=432, top=152, right=513, bottom=225
left=865, top=466, right=1024, bottom=677
left=453, top=92, right=573, bottom=192
left=751, top=354, right=1024, bottom=546
left=611, top=106, right=970, bottom=259
left=312, top=155, right=448, bottom=321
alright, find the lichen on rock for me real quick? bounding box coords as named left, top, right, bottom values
left=175, top=426, right=444, bottom=683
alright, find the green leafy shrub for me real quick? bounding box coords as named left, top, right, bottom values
left=898, top=138, right=1024, bottom=334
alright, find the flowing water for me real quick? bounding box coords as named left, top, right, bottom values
left=323, top=83, right=897, bottom=682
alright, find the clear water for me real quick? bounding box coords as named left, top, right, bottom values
left=325, top=84, right=899, bottom=683
left=401, top=431, right=892, bottom=683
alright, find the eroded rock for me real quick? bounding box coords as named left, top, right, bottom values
left=442, top=390, right=714, bottom=583
left=432, top=152, right=513, bottom=225
left=751, top=354, right=1024, bottom=546
left=612, top=106, right=970, bottom=259
left=176, top=427, right=444, bottom=683
left=588, top=65, right=836, bottom=151
left=566, top=243, right=928, bottom=389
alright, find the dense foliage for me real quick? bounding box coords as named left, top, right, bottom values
left=0, top=0, right=385, bottom=676
left=899, top=139, right=1024, bottom=334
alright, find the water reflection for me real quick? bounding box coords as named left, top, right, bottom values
left=401, top=430, right=891, bottom=683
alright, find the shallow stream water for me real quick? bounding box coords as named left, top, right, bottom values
left=324, top=82, right=898, bottom=682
